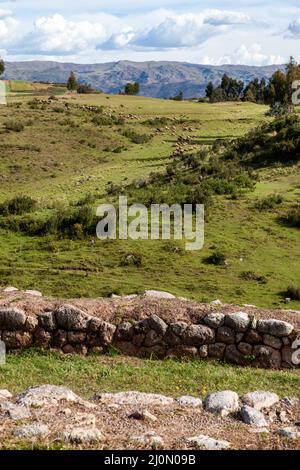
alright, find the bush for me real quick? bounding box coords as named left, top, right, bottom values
left=121, top=252, right=142, bottom=267
left=283, top=206, right=300, bottom=227
left=206, top=251, right=227, bottom=266
left=4, top=120, right=24, bottom=132
left=254, top=194, right=284, bottom=210
left=240, top=271, right=267, bottom=283
left=123, top=129, right=152, bottom=144
left=0, top=195, right=36, bottom=216
left=286, top=285, right=300, bottom=301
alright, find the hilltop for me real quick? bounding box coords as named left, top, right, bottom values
left=2, top=60, right=285, bottom=98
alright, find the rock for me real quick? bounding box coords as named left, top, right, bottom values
left=2, top=331, right=32, bottom=349
left=114, top=341, right=137, bottom=356
left=225, top=345, right=248, bottom=366
left=63, top=344, right=75, bottom=354
left=281, top=396, right=300, bottom=407
left=88, top=317, right=103, bottom=333
left=257, top=319, right=294, bottom=337
left=115, top=323, right=134, bottom=341
left=199, top=345, right=208, bottom=358
left=249, top=427, right=269, bottom=434
left=34, top=328, right=52, bottom=348
left=98, top=321, right=116, bottom=346
left=238, top=342, right=252, bottom=356
left=242, top=391, right=279, bottom=410
left=17, top=385, right=88, bottom=407
left=63, top=427, right=102, bottom=444
left=94, top=391, right=173, bottom=406
left=208, top=343, right=226, bottom=359
left=67, top=331, right=86, bottom=344
left=3, top=287, right=18, bottom=293
left=143, top=330, right=162, bottom=347
left=130, top=431, right=164, bottom=448
left=53, top=330, right=68, bottom=348
left=263, top=334, right=282, bottom=350
left=38, top=312, right=57, bottom=331
left=73, top=413, right=96, bottom=426
left=54, top=304, right=90, bottom=331
left=241, top=406, right=268, bottom=427
left=183, top=325, right=215, bottom=347
left=167, top=346, right=198, bottom=359
left=276, top=427, right=300, bottom=440
left=147, top=315, right=168, bottom=336
left=216, top=326, right=235, bottom=344
left=0, top=402, right=32, bottom=420
left=139, top=344, right=165, bottom=359
left=176, top=396, right=202, bottom=408
left=225, top=312, right=250, bottom=332
left=25, top=290, right=42, bottom=297
left=187, top=434, right=230, bottom=450
left=210, top=299, right=223, bottom=306
left=281, top=346, right=295, bottom=366
left=0, top=390, right=13, bottom=400
left=143, top=290, right=175, bottom=299
left=278, top=410, right=289, bottom=423
left=253, top=345, right=281, bottom=368
left=204, top=391, right=239, bottom=415
left=0, top=308, right=26, bottom=330
left=14, top=424, right=49, bottom=439
left=168, top=322, right=187, bottom=337
left=243, top=329, right=262, bottom=345
left=204, top=313, right=225, bottom=328
left=128, top=409, right=157, bottom=422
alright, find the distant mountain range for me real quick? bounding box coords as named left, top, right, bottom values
left=2, top=60, right=286, bottom=98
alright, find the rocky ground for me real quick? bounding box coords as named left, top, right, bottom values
left=0, top=385, right=300, bottom=450
left=0, top=289, right=300, bottom=329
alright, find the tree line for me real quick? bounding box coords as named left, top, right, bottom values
left=205, top=57, right=300, bottom=108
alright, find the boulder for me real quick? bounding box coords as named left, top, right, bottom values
left=225, top=312, right=250, bottom=332
left=67, top=331, right=86, bottom=344
left=238, top=342, right=252, bottom=356
left=143, top=290, right=175, bottom=299
left=94, top=391, right=173, bottom=406
left=257, top=319, right=294, bottom=337
left=128, top=409, right=157, bottom=422
left=167, top=346, right=198, bottom=359
left=0, top=402, right=32, bottom=420
left=14, top=424, right=49, bottom=439
left=0, top=390, right=12, bottom=401
left=176, top=396, right=202, bottom=408
left=115, top=322, right=134, bottom=341
left=203, top=313, right=225, bottom=328
left=187, top=434, right=230, bottom=450
left=208, top=343, right=226, bottom=359
left=130, top=431, right=164, bottom=448
left=276, top=427, right=300, bottom=440
left=2, top=331, right=32, bottom=349
left=216, top=326, right=235, bottom=344
left=253, top=345, right=281, bottom=369
left=241, top=405, right=268, bottom=427
left=54, top=304, right=90, bottom=331
left=242, top=391, right=279, bottom=410
left=263, top=334, right=282, bottom=350
left=38, top=312, right=56, bottom=331
left=63, top=427, right=102, bottom=444
left=203, top=390, right=239, bottom=415
left=225, top=345, right=248, bottom=366
left=144, top=330, right=162, bottom=347
left=183, top=325, right=215, bottom=347
left=147, top=315, right=168, bottom=336
left=34, top=328, right=52, bottom=348
left=17, top=385, right=88, bottom=407
left=0, top=308, right=26, bottom=330
left=243, top=329, right=262, bottom=345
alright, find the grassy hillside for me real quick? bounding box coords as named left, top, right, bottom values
left=0, top=84, right=299, bottom=308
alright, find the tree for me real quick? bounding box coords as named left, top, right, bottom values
left=0, top=58, right=4, bottom=76
left=67, top=71, right=78, bottom=91
left=205, top=81, right=214, bottom=99
left=124, top=82, right=140, bottom=95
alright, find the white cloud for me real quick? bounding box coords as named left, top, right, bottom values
left=19, top=13, right=107, bottom=54
left=207, top=44, right=284, bottom=66
left=0, top=9, right=12, bottom=18
left=203, top=9, right=251, bottom=26
left=0, top=15, right=19, bottom=46
left=286, top=19, right=300, bottom=38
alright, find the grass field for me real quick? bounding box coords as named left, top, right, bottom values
left=0, top=83, right=299, bottom=308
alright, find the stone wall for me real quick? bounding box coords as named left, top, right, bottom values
left=0, top=304, right=298, bottom=369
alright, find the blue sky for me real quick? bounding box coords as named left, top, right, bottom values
left=0, top=0, right=299, bottom=64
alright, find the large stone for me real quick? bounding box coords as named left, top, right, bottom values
left=34, top=328, right=52, bottom=348
left=88, top=317, right=103, bottom=333
left=53, top=330, right=68, bottom=348
left=67, top=331, right=86, bottom=344
left=263, top=334, right=282, bottom=350
left=94, top=391, right=173, bottom=406
left=257, top=319, right=294, bottom=337
left=167, top=346, right=198, bottom=359
left=98, top=321, right=116, bottom=346
left=276, top=427, right=300, bottom=440
left=24, top=316, right=39, bottom=332
left=114, top=341, right=137, bottom=356
left=147, top=315, right=168, bottom=336
left=187, top=435, right=230, bottom=450
left=183, top=325, right=215, bottom=347
left=130, top=431, right=164, bottom=448
left=38, top=312, right=56, bottom=331
left=63, top=427, right=102, bottom=444
left=176, top=396, right=202, bottom=408
left=0, top=402, right=32, bottom=420
left=0, top=308, right=26, bottom=330
left=208, top=343, right=226, bottom=359
left=241, top=406, right=268, bottom=427
left=225, top=312, right=250, bottom=332
left=14, top=424, right=49, bottom=439
left=0, top=390, right=12, bottom=400
left=25, top=290, right=42, bottom=297
left=216, top=326, right=235, bottom=344
left=253, top=345, right=281, bottom=369
left=143, top=290, right=175, bottom=299
left=139, top=345, right=166, bottom=359
left=17, top=385, right=88, bottom=407
left=144, top=330, right=162, bottom=347
left=243, top=329, right=262, bottom=345
left=238, top=342, right=252, bottom=356
left=203, top=313, right=225, bottom=328
left=242, top=391, right=280, bottom=410
left=2, top=331, right=32, bottom=349
left=54, top=304, right=90, bottom=331
left=203, top=391, right=239, bottom=415
left=115, top=323, right=134, bottom=341
left=128, top=409, right=157, bottom=422
left=225, top=345, right=248, bottom=366
left=281, top=347, right=295, bottom=367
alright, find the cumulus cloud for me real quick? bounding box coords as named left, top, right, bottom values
left=203, top=9, right=251, bottom=26
left=0, top=14, right=19, bottom=46
left=17, top=13, right=107, bottom=55
left=286, top=19, right=300, bottom=38
left=206, top=44, right=284, bottom=66
left=100, top=28, right=135, bottom=50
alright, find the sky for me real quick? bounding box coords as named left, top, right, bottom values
left=0, top=1, right=299, bottom=65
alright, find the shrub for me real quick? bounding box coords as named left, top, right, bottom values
left=123, top=129, right=152, bottom=144
left=0, top=195, right=36, bottom=216
left=240, top=271, right=267, bottom=283
left=4, top=120, right=24, bottom=132
left=206, top=251, right=227, bottom=266
left=286, top=285, right=300, bottom=301
left=283, top=206, right=300, bottom=227
left=254, top=194, right=283, bottom=210
left=121, top=252, right=142, bottom=267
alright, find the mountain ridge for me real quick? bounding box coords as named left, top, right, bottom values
left=2, top=60, right=286, bottom=98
